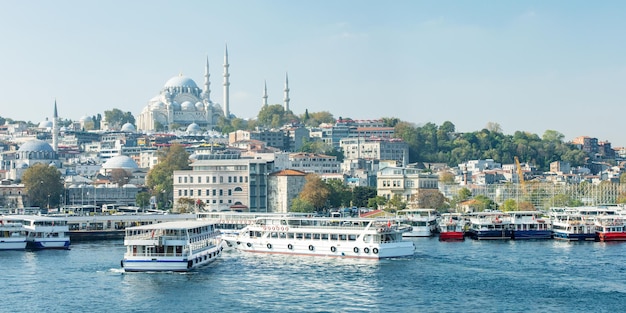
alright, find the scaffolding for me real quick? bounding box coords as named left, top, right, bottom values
left=441, top=182, right=625, bottom=211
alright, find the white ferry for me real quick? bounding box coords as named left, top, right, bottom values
left=397, top=208, right=439, bottom=237
left=224, top=216, right=415, bottom=259
left=7, top=215, right=71, bottom=249
left=0, top=217, right=27, bottom=250
left=121, top=220, right=223, bottom=272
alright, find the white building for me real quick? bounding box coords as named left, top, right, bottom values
left=288, top=153, right=340, bottom=174
left=376, top=166, right=439, bottom=207
left=340, top=137, right=409, bottom=167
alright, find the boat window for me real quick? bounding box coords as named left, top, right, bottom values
left=279, top=232, right=287, bottom=239
left=348, top=234, right=357, bottom=241
left=339, top=234, right=346, bottom=241
left=304, top=233, right=311, bottom=240
left=330, top=234, right=338, bottom=240
left=271, top=232, right=278, bottom=238
left=313, top=233, right=320, bottom=240
left=287, top=233, right=294, bottom=239
left=296, top=233, right=303, bottom=239
left=321, top=234, right=328, bottom=240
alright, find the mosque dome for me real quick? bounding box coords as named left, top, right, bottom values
left=164, top=75, right=198, bottom=88
left=186, top=123, right=201, bottom=133
left=18, top=140, right=54, bottom=152
left=80, top=115, right=93, bottom=123
left=181, top=101, right=195, bottom=111
left=171, top=101, right=181, bottom=111
left=102, top=155, right=139, bottom=170
left=195, top=102, right=204, bottom=111
left=121, top=123, right=136, bottom=132
left=38, top=119, right=53, bottom=128
left=151, top=101, right=165, bottom=110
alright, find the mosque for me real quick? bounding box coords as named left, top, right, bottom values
left=137, top=46, right=292, bottom=132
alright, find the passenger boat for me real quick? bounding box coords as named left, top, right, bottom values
left=550, top=210, right=597, bottom=241
left=121, top=220, right=223, bottom=272
left=0, top=217, right=27, bottom=250
left=437, top=213, right=465, bottom=241
left=223, top=216, right=415, bottom=259
left=466, top=212, right=512, bottom=240
left=397, top=208, right=439, bottom=237
left=7, top=215, right=71, bottom=249
left=595, top=216, right=626, bottom=242
left=508, top=211, right=552, bottom=240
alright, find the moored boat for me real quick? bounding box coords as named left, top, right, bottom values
left=121, top=220, right=222, bottom=272
left=550, top=210, right=596, bottom=241
left=466, top=212, right=512, bottom=240
left=224, top=216, right=415, bottom=259
left=7, top=215, right=71, bottom=249
left=0, top=217, right=27, bottom=250
left=397, top=208, right=439, bottom=237
left=508, top=211, right=552, bottom=240
left=595, top=216, right=626, bottom=242
left=437, top=213, right=465, bottom=241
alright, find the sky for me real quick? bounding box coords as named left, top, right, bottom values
left=1, top=1, right=625, bottom=146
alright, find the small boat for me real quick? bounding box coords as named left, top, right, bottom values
left=466, top=212, right=512, bottom=240
left=508, top=211, right=552, bottom=240
left=551, top=211, right=596, bottom=241
left=437, top=213, right=465, bottom=241
left=223, top=216, right=415, bottom=259
left=6, top=215, right=71, bottom=249
left=0, top=217, right=27, bottom=250
left=121, top=220, right=222, bottom=272
left=397, top=208, right=439, bottom=237
left=595, top=216, right=626, bottom=242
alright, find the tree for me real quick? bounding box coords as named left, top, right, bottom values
left=367, top=196, right=387, bottom=209
left=415, top=190, right=448, bottom=211
left=175, top=197, right=196, bottom=213
left=146, top=144, right=191, bottom=210
left=470, top=195, right=496, bottom=212
left=298, top=174, right=330, bottom=211
left=22, top=163, right=64, bottom=209
left=104, top=108, right=135, bottom=129
left=351, top=186, right=377, bottom=208
left=325, top=180, right=351, bottom=208
left=386, top=194, right=406, bottom=213
left=257, top=104, right=287, bottom=128
left=110, top=168, right=132, bottom=187
left=136, top=192, right=151, bottom=210
left=439, top=172, right=455, bottom=184
left=485, top=122, right=503, bottom=134
left=290, top=197, right=315, bottom=213
left=501, top=199, right=518, bottom=211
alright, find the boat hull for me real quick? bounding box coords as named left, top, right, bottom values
left=597, top=232, right=626, bottom=242
left=468, top=229, right=513, bottom=240
left=439, top=232, right=464, bottom=241
left=0, top=240, right=27, bottom=250
left=402, top=228, right=432, bottom=237
left=26, top=239, right=71, bottom=250
left=552, top=231, right=596, bottom=241
left=512, top=230, right=552, bottom=240
left=228, top=239, right=415, bottom=259
left=122, top=246, right=222, bottom=272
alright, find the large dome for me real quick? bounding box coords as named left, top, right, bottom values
left=18, top=140, right=54, bottom=152
left=121, top=123, right=136, bottom=132
left=38, top=119, right=53, bottom=128
left=102, top=155, right=139, bottom=170
left=164, top=75, right=198, bottom=88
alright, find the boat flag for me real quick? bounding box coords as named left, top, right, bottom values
left=387, top=220, right=391, bottom=227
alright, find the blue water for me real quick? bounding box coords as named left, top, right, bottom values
left=2, top=238, right=625, bottom=313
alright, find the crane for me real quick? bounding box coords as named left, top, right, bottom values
left=514, top=156, right=527, bottom=196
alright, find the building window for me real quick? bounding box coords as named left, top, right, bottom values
left=190, top=176, right=193, bottom=183
left=219, top=190, right=223, bottom=196
left=228, top=176, right=232, bottom=183
left=178, top=190, right=181, bottom=196
left=206, top=189, right=210, bottom=196
left=178, top=177, right=182, bottom=183
left=184, top=190, right=187, bottom=196
left=184, top=176, right=187, bottom=183
left=228, top=189, right=232, bottom=196
left=190, top=190, right=193, bottom=196
left=212, top=177, right=216, bottom=183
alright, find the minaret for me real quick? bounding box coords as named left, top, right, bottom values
left=203, top=56, right=211, bottom=102
left=52, top=100, right=59, bottom=152
left=262, top=80, right=268, bottom=108
left=223, top=44, right=230, bottom=118
left=283, top=72, right=290, bottom=112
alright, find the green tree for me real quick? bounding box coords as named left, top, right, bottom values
left=326, top=180, right=352, bottom=208
left=258, top=104, right=287, bottom=128
left=471, top=195, right=496, bottom=212
left=386, top=194, right=406, bottom=213
left=439, top=172, right=455, bottom=184
left=298, top=174, right=330, bottom=211
left=351, top=186, right=377, bottom=208
left=136, top=192, right=151, bottom=210
left=367, top=196, right=387, bottom=209
left=22, top=163, right=64, bottom=209
left=104, top=108, right=135, bottom=129
left=146, top=144, right=191, bottom=210
left=416, top=191, right=448, bottom=211
left=109, top=168, right=132, bottom=187
left=501, top=199, right=518, bottom=211
left=290, top=197, right=316, bottom=213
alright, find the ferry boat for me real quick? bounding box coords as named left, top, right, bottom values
left=397, top=208, right=439, bottom=237
left=550, top=209, right=597, bottom=241
left=224, top=216, right=415, bottom=259
left=466, top=212, right=512, bottom=240
left=595, top=216, right=626, bottom=242
left=0, top=217, right=27, bottom=250
left=121, top=220, right=223, bottom=272
left=7, top=215, right=71, bottom=249
left=437, top=213, right=465, bottom=241
left=508, top=211, right=552, bottom=240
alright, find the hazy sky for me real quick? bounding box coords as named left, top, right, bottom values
left=1, top=1, right=625, bottom=146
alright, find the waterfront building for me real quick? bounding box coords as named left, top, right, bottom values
left=376, top=166, right=439, bottom=207
left=288, top=152, right=340, bottom=174
left=267, top=169, right=307, bottom=213
left=340, top=137, right=409, bottom=167
left=173, top=154, right=272, bottom=212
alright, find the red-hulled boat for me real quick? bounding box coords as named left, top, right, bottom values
left=438, top=213, right=465, bottom=241
left=595, top=216, right=626, bottom=242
